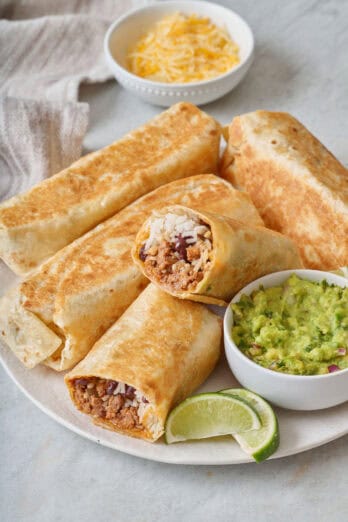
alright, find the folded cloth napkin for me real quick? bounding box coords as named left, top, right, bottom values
left=0, top=0, right=151, bottom=201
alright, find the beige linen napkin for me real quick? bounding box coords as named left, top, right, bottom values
left=0, top=0, right=151, bottom=201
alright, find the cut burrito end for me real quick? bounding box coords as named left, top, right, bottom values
left=133, top=205, right=303, bottom=305
left=66, top=376, right=163, bottom=441
left=133, top=206, right=214, bottom=297
left=65, top=283, right=222, bottom=442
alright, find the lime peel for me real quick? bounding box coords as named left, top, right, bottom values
left=221, top=388, right=280, bottom=462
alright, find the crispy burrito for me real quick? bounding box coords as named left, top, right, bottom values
left=221, top=110, right=348, bottom=270
left=65, top=284, right=221, bottom=442
left=132, top=205, right=303, bottom=305
left=0, top=174, right=262, bottom=371
left=0, top=102, right=221, bottom=275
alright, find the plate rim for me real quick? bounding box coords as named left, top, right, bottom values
left=2, top=351, right=348, bottom=465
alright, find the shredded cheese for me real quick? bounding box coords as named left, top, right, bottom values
left=128, top=12, right=240, bottom=83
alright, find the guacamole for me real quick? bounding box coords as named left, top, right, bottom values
left=231, top=275, right=348, bottom=375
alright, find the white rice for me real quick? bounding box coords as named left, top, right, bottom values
left=113, top=382, right=126, bottom=395
left=144, top=212, right=210, bottom=251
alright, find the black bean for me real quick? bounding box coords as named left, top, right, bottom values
left=125, top=385, right=135, bottom=400
left=174, top=234, right=192, bottom=261
left=139, top=245, right=147, bottom=261
left=106, top=381, right=118, bottom=395
left=75, top=378, right=88, bottom=388
left=142, top=397, right=149, bottom=403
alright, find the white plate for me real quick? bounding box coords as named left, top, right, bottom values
left=1, top=263, right=348, bottom=465
left=2, top=339, right=348, bottom=465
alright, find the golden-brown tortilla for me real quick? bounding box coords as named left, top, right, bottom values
left=221, top=110, right=348, bottom=270
left=0, top=103, right=221, bottom=275
left=65, top=283, right=221, bottom=442
left=133, top=205, right=303, bottom=305
left=0, top=174, right=262, bottom=370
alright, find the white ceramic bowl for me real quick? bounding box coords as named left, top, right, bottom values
left=224, top=270, right=348, bottom=411
left=104, top=1, right=254, bottom=106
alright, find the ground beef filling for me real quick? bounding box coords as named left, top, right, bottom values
left=73, top=378, right=148, bottom=431
left=140, top=224, right=212, bottom=291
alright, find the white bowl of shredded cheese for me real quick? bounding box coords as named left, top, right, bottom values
left=104, top=1, right=254, bottom=106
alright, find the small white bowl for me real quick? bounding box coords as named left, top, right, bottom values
left=104, top=1, right=254, bottom=106
left=224, top=270, right=348, bottom=411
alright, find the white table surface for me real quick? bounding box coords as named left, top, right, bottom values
left=1, top=1, right=348, bottom=520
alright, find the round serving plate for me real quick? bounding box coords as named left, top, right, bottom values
left=1, top=261, right=348, bottom=465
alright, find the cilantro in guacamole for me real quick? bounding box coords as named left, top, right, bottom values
left=231, top=275, right=348, bottom=375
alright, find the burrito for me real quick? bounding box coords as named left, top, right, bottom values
left=0, top=174, right=262, bottom=371
left=132, top=205, right=303, bottom=305
left=65, top=284, right=221, bottom=442
left=0, top=102, right=221, bottom=275
left=221, top=110, right=348, bottom=270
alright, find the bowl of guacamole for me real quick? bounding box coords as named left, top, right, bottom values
left=224, top=270, right=348, bottom=410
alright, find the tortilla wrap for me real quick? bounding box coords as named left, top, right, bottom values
left=0, top=102, right=220, bottom=275
left=65, top=284, right=221, bottom=442
left=0, top=174, right=262, bottom=370
left=221, top=110, right=348, bottom=270
left=132, top=205, right=303, bottom=305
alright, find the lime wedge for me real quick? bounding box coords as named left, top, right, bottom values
left=165, top=392, right=261, bottom=444
left=221, top=389, right=279, bottom=462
